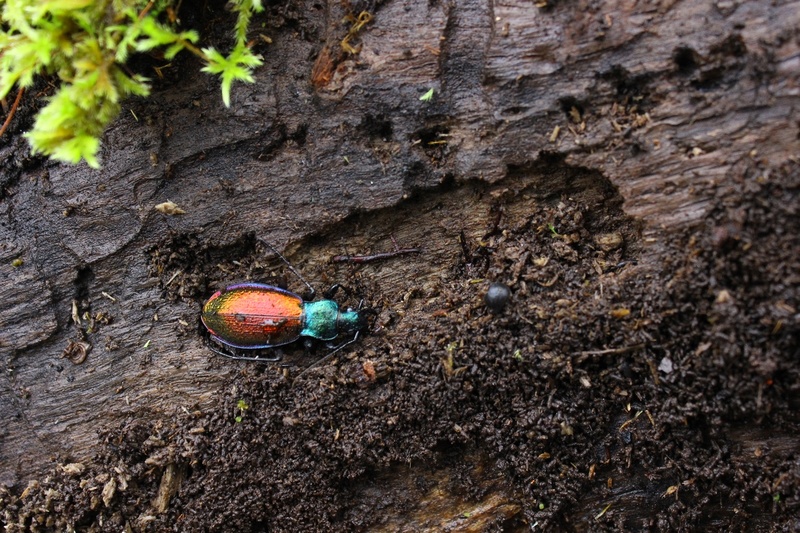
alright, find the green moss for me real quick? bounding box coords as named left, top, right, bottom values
left=0, top=0, right=264, bottom=167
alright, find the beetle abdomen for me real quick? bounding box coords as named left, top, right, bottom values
left=201, top=283, right=304, bottom=348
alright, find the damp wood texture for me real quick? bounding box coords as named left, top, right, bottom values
left=1, top=1, right=798, bottom=531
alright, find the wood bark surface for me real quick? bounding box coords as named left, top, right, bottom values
left=1, top=0, right=798, bottom=530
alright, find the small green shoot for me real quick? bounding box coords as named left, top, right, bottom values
left=773, top=492, right=781, bottom=503
left=143, top=339, right=151, bottom=349
left=513, top=349, right=523, bottom=361
left=11, top=258, right=23, bottom=267
left=235, top=398, right=249, bottom=423
left=201, top=44, right=263, bottom=108
left=420, top=88, right=434, bottom=101
left=441, top=341, right=458, bottom=377
left=548, top=223, right=559, bottom=236
left=595, top=502, right=612, bottom=520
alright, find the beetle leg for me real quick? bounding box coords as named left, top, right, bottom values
left=292, top=331, right=360, bottom=383
left=205, top=338, right=282, bottom=362
left=323, top=283, right=350, bottom=299
left=220, top=350, right=283, bottom=363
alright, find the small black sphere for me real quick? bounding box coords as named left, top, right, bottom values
left=485, top=282, right=511, bottom=313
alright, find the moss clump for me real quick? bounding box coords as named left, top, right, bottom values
left=0, top=0, right=264, bottom=168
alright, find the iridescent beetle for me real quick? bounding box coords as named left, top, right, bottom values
left=201, top=239, right=373, bottom=370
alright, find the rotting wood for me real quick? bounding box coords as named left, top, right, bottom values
left=0, top=0, right=798, bottom=530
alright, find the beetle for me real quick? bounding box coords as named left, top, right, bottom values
left=201, top=282, right=371, bottom=360
left=200, top=239, right=373, bottom=368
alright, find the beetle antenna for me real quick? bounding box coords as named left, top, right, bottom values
left=257, top=238, right=316, bottom=299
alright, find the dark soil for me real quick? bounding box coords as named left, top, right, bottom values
left=3, top=157, right=797, bottom=531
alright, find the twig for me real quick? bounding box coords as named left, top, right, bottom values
left=574, top=343, right=644, bottom=363
left=0, top=87, right=24, bottom=138
left=331, top=248, right=421, bottom=264
left=331, top=234, right=421, bottom=264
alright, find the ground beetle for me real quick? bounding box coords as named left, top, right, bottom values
left=201, top=239, right=373, bottom=369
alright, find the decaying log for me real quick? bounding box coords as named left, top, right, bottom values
left=1, top=0, right=797, bottom=530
